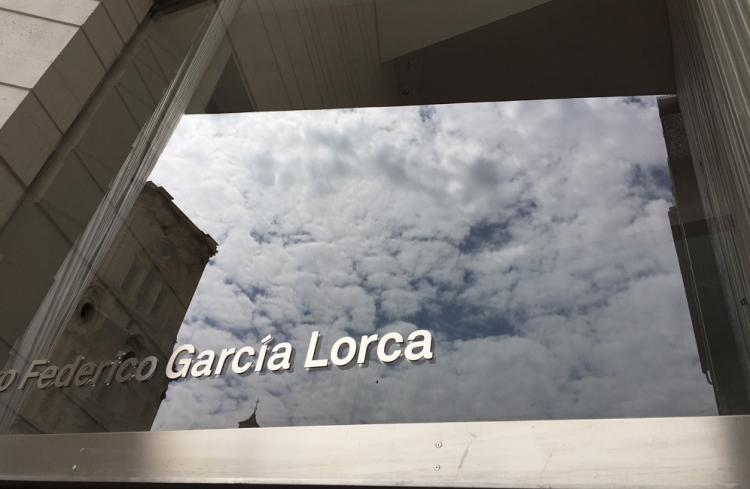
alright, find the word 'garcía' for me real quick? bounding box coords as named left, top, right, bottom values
left=167, top=329, right=434, bottom=380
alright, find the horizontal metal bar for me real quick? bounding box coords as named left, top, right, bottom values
left=0, top=415, right=749, bottom=487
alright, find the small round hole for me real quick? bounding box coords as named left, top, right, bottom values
left=79, top=302, right=95, bottom=322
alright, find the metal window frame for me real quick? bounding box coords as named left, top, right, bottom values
left=0, top=415, right=748, bottom=487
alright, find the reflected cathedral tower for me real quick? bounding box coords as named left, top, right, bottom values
left=8, top=183, right=216, bottom=433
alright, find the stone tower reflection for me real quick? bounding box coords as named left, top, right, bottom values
left=10, top=183, right=216, bottom=433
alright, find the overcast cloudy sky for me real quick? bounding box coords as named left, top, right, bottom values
left=149, top=97, right=716, bottom=430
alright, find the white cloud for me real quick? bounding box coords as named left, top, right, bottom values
left=149, top=97, right=716, bottom=430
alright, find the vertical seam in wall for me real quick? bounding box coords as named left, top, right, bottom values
left=117, top=74, right=160, bottom=113
left=144, top=41, right=172, bottom=87
left=124, top=0, right=141, bottom=24
left=0, top=155, right=27, bottom=229
left=73, top=149, right=108, bottom=196
left=132, top=61, right=161, bottom=106
left=271, top=0, right=308, bottom=109
left=299, top=0, right=331, bottom=105
left=220, top=25, right=259, bottom=111
left=22, top=91, right=62, bottom=188
left=372, top=0, right=382, bottom=63
left=292, top=0, right=326, bottom=107
left=354, top=1, right=380, bottom=99
left=0, top=155, right=24, bottom=189
left=80, top=21, right=113, bottom=73
left=664, top=0, right=679, bottom=93
left=132, top=50, right=169, bottom=103
left=146, top=27, right=188, bottom=70
left=304, top=0, right=340, bottom=106
left=326, top=0, right=360, bottom=105
left=40, top=47, right=107, bottom=129
left=114, top=88, right=144, bottom=136
left=100, top=3, right=129, bottom=45
left=332, top=1, right=365, bottom=103
left=255, top=0, right=294, bottom=109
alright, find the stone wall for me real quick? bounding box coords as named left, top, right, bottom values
left=12, top=182, right=216, bottom=433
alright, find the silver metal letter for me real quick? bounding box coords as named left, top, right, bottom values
left=357, top=334, right=379, bottom=365
left=19, top=360, right=49, bottom=390
left=331, top=336, right=357, bottom=367
left=267, top=343, right=293, bottom=372
left=255, top=335, right=273, bottom=373
left=231, top=346, right=255, bottom=374
left=0, top=370, right=17, bottom=392
left=135, top=356, right=159, bottom=382
left=54, top=356, right=83, bottom=387
left=190, top=350, right=216, bottom=378
left=166, top=344, right=195, bottom=380
left=115, top=358, right=138, bottom=383
left=37, top=365, right=59, bottom=389
left=213, top=348, right=236, bottom=376
left=75, top=362, right=97, bottom=386
left=377, top=332, right=403, bottom=364
left=304, top=331, right=329, bottom=369
left=405, top=330, right=434, bottom=361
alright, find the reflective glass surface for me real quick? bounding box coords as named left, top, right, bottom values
left=1, top=0, right=747, bottom=436
left=145, top=98, right=716, bottom=429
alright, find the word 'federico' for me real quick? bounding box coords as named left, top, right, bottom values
left=0, top=330, right=433, bottom=391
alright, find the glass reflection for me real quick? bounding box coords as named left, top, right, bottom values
left=136, top=97, right=716, bottom=430
left=2, top=0, right=746, bottom=439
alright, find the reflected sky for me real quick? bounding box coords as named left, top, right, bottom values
left=149, top=97, right=716, bottom=430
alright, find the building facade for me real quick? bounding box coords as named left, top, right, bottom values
left=0, top=0, right=748, bottom=487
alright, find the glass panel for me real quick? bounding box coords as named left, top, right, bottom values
left=145, top=98, right=717, bottom=430
left=0, top=0, right=747, bottom=435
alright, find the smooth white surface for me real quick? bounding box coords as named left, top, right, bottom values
left=102, top=0, right=139, bottom=42
left=0, top=0, right=98, bottom=26
left=0, top=9, right=78, bottom=88
left=0, top=416, right=748, bottom=487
